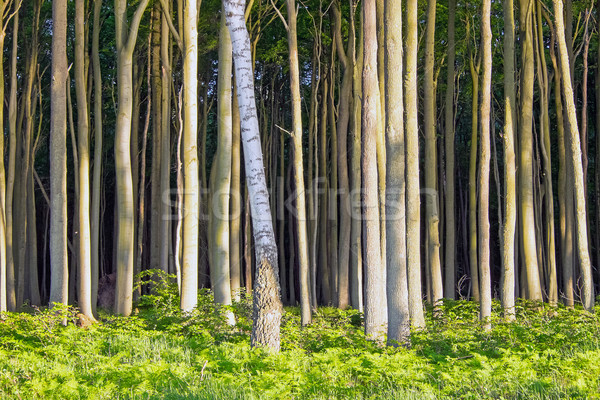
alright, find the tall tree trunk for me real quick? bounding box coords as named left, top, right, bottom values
left=49, top=0, right=69, bottom=307
left=552, top=0, right=595, bottom=311
left=350, top=8, right=363, bottom=312
left=405, top=0, right=424, bottom=328
left=91, top=0, right=103, bottom=314
left=424, top=0, right=442, bottom=307
left=518, top=0, right=542, bottom=301
left=318, top=73, right=330, bottom=304
left=224, top=0, right=283, bottom=350
left=230, top=83, right=242, bottom=301
left=208, top=10, right=234, bottom=319
left=285, top=0, right=311, bottom=324
left=76, top=0, right=94, bottom=319
left=479, top=0, right=492, bottom=329
left=160, top=5, right=171, bottom=273
left=180, top=0, right=200, bottom=313
left=502, top=0, right=517, bottom=320
left=534, top=0, right=557, bottom=305
left=362, top=0, right=387, bottom=342
left=6, top=8, right=19, bottom=311
left=114, top=0, right=150, bottom=316
left=468, top=27, right=480, bottom=302
left=385, top=0, right=409, bottom=346
left=444, top=0, right=456, bottom=300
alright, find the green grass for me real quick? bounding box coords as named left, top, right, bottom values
left=1, top=279, right=600, bottom=399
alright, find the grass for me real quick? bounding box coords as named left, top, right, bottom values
left=1, top=277, right=600, bottom=399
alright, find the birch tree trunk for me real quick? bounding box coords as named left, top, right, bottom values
left=224, top=0, right=282, bottom=350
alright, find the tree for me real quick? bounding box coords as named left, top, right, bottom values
left=49, top=0, right=69, bottom=308
left=552, top=0, right=595, bottom=311
left=285, top=0, right=312, bottom=325
left=424, top=0, right=442, bottom=307
left=405, top=0, right=425, bottom=329
left=224, top=0, right=283, bottom=351
left=479, top=0, right=492, bottom=329
left=75, top=0, right=95, bottom=320
left=444, top=0, right=456, bottom=300
left=502, top=0, right=517, bottom=320
left=384, top=0, right=409, bottom=346
left=362, top=0, right=387, bottom=341
left=180, top=0, right=200, bottom=313
left=113, top=0, right=150, bottom=316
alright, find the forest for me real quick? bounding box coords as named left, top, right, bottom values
left=1, top=0, right=600, bottom=397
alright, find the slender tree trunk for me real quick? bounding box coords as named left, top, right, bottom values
left=180, top=0, right=200, bottom=312
left=424, top=0, right=442, bottom=307
left=444, top=0, right=456, bottom=300
left=405, top=0, right=424, bottom=328
left=502, top=0, right=517, bottom=320
left=285, top=0, right=311, bottom=324
left=114, top=0, right=150, bottom=316
left=6, top=8, right=19, bottom=311
left=49, top=0, right=69, bottom=307
left=224, top=0, right=283, bottom=350
left=468, top=30, right=480, bottom=302
left=479, top=0, right=492, bottom=329
left=350, top=8, right=363, bottom=312
left=91, top=0, right=103, bottom=314
left=75, top=0, right=94, bottom=319
left=160, top=6, right=171, bottom=273
left=385, top=0, right=409, bottom=346
left=534, top=0, right=557, bottom=305
left=362, top=0, right=387, bottom=342
left=552, top=0, right=595, bottom=311
left=208, top=10, right=234, bottom=319
left=230, top=83, right=242, bottom=301
left=319, top=73, right=330, bottom=304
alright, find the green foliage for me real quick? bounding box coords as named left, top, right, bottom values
left=1, top=298, right=600, bottom=399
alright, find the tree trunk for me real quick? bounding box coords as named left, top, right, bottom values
left=552, top=0, right=595, bottom=311
left=49, top=0, right=69, bottom=307
left=114, top=0, right=150, bottom=316
left=230, top=83, right=242, bottom=301
left=224, top=0, right=282, bottom=351
left=424, top=0, right=442, bottom=307
left=479, top=0, right=492, bottom=329
left=208, top=10, right=234, bottom=319
left=362, top=0, right=387, bottom=342
left=384, top=0, right=409, bottom=346
left=285, top=0, right=311, bottom=323
left=444, top=0, right=456, bottom=300
left=468, top=28, right=480, bottom=302
left=180, top=0, right=200, bottom=312
left=405, top=0, right=424, bottom=328
left=75, top=0, right=94, bottom=319
left=502, top=0, right=517, bottom=320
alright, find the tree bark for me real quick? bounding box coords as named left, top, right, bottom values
left=362, top=0, right=387, bottom=342
left=180, top=0, right=200, bottom=313
left=502, top=0, right=517, bottom=320
left=384, top=0, right=409, bottom=346
left=405, top=0, right=424, bottom=328
left=224, top=0, right=283, bottom=351
left=552, top=0, right=595, bottom=311
left=49, top=0, right=69, bottom=307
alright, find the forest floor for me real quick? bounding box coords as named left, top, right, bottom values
left=1, top=278, right=599, bottom=399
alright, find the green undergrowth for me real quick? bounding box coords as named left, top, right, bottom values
left=1, top=273, right=600, bottom=399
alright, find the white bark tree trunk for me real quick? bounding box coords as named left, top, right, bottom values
left=224, top=0, right=282, bottom=351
